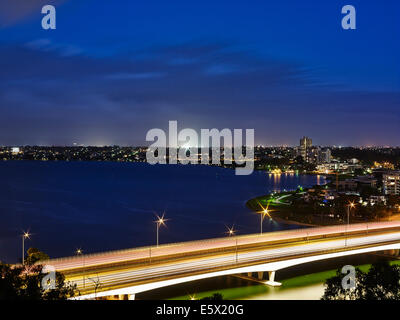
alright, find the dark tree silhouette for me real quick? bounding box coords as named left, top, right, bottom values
left=322, top=261, right=400, bottom=300
left=25, top=248, right=50, bottom=265
left=200, top=293, right=224, bottom=300
left=0, top=249, right=77, bottom=300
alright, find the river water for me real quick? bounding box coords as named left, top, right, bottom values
left=0, top=161, right=325, bottom=263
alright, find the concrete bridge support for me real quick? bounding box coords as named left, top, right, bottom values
left=265, top=271, right=281, bottom=287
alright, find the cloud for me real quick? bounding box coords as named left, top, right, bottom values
left=25, top=38, right=83, bottom=56
left=104, top=72, right=165, bottom=80
left=0, top=41, right=398, bottom=146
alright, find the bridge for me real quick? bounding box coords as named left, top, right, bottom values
left=45, top=221, right=400, bottom=300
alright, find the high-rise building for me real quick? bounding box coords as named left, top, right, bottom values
left=318, top=148, right=331, bottom=164
left=299, top=136, right=312, bottom=162
left=383, top=172, right=400, bottom=195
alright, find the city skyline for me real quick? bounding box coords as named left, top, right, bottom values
left=1, top=0, right=399, bottom=146
left=1, top=142, right=400, bottom=148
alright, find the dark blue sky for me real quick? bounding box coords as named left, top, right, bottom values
left=0, top=0, right=399, bottom=146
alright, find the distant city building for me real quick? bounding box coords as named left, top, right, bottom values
left=299, top=136, right=312, bottom=162
left=316, top=161, right=362, bottom=174
left=337, top=179, right=358, bottom=191
left=296, top=137, right=330, bottom=164
left=374, top=161, right=395, bottom=170
left=383, top=172, right=400, bottom=195
left=318, top=148, right=331, bottom=164
left=356, top=175, right=377, bottom=189
left=308, top=146, right=320, bottom=163
left=369, top=195, right=386, bottom=206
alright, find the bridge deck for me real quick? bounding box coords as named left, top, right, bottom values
left=44, top=221, right=400, bottom=272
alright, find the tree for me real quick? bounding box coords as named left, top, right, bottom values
left=87, top=275, right=102, bottom=299
left=360, top=186, right=379, bottom=199
left=360, top=262, right=400, bottom=300
left=200, top=293, right=224, bottom=300
left=332, top=195, right=359, bottom=220
left=354, top=168, right=364, bottom=176
left=25, top=248, right=50, bottom=265
left=321, top=268, right=361, bottom=300
left=322, top=261, right=400, bottom=300
left=0, top=263, right=24, bottom=300
left=0, top=250, right=77, bottom=300
left=387, top=195, right=400, bottom=208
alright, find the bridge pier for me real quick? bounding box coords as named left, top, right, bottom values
left=265, top=271, right=281, bottom=287
left=257, top=272, right=264, bottom=280
left=128, top=294, right=135, bottom=300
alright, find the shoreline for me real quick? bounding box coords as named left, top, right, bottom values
left=269, top=214, right=317, bottom=227
left=247, top=189, right=400, bottom=228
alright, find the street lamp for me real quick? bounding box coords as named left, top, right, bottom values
left=155, top=213, right=167, bottom=247
left=225, top=226, right=238, bottom=263
left=76, top=248, right=85, bottom=288
left=257, top=204, right=271, bottom=235
left=22, top=231, right=30, bottom=265
left=226, top=226, right=236, bottom=237
left=345, top=202, right=355, bottom=247
left=261, top=209, right=267, bottom=234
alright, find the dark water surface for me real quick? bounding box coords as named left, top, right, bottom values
left=0, top=161, right=325, bottom=263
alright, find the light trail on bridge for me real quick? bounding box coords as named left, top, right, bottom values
left=66, top=229, right=400, bottom=294
left=42, top=221, right=400, bottom=297
left=47, top=221, right=400, bottom=272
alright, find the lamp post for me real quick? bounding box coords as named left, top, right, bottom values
left=345, top=202, right=355, bottom=247
left=260, top=208, right=269, bottom=235
left=76, top=249, right=85, bottom=288
left=155, top=213, right=167, bottom=247
left=235, top=237, right=238, bottom=264
left=22, top=232, right=30, bottom=265
left=226, top=226, right=237, bottom=263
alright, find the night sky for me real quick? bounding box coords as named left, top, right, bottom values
left=0, top=0, right=399, bottom=146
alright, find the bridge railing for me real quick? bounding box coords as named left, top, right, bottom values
left=44, top=221, right=400, bottom=267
